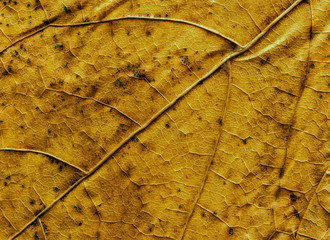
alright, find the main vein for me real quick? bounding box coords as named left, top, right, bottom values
left=9, top=0, right=304, bottom=239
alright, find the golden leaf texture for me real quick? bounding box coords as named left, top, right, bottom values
left=0, top=0, right=329, bottom=239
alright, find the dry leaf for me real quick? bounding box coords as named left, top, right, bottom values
left=0, top=0, right=329, bottom=239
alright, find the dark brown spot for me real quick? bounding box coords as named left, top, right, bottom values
left=63, top=5, right=71, bottom=13
left=290, top=193, right=299, bottom=202
left=74, top=205, right=82, bottom=212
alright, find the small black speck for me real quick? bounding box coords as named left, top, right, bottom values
left=179, top=205, right=182, bottom=209
left=165, top=123, right=170, bottom=128
left=229, top=228, right=234, bottom=235
left=213, top=211, right=217, bottom=215
left=4, top=182, right=7, bottom=186
left=27, top=3, right=30, bottom=7
left=54, top=44, right=64, bottom=49
left=201, top=212, right=205, bottom=217
left=74, top=205, right=82, bottom=212
left=319, top=94, right=323, bottom=99
left=63, top=5, right=71, bottom=13
left=78, top=222, right=82, bottom=226
left=20, top=125, right=24, bottom=129
left=47, top=129, right=51, bottom=134
left=59, top=165, right=63, bottom=171
left=290, top=193, right=299, bottom=202
left=34, top=232, right=39, bottom=240
left=243, top=138, right=247, bottom=144
left=146, top=30, right=151, bottom=35
left=177, top=188, right=181, bottom=192
left=148, top=228, right=152, bottom=232
left=53, top=187, right=59, bottom=191
left=310, top=63, right=315, bottom=69
left=219, top=119, right=222, bottom=125
left=5, top=176, right=10, bottom=180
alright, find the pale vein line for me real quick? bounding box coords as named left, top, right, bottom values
left=44, top=88, right=142, bottom=127
left=49, top=16, right=242, bottom=47
left=295, top=169, right=329, bottom=238
left=8, top=1, right=304, bottom=239
left=38, top=218, right=48, bottom=240
left=179, top=60, right=232, bottom=239
left=0, top=16, right=241, bottom=55
left=0, top=148, right=88, bottom=174
left=279, top=0, right=312, bottom=182
left=0, top=28, right=12, bottom=43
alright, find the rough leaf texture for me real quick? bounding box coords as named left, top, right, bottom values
left=0, top=0, right=329, bottom=239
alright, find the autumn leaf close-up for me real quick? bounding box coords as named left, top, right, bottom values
left=0, top=0, right=329, bottom=239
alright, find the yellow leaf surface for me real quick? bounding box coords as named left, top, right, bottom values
left=0, top=0, right=329, bottom=239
